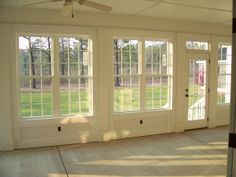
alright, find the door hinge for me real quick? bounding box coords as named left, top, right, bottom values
left=209, top=59, right=210, bottom=64
left=207, top=116, right=209, bottom=121
left=208, top=88, right=210, bottom=93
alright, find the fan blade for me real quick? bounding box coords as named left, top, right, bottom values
left=79, top=0, right=112, bottom=12
left=20, top=0, right=62, bottom=7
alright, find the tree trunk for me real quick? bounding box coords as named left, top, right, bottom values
left=60, top=38, right=65, bottom=76
left=47, top=37, right=51, bottom=75
left=24, top=36, right=36, bottom=89
left=79, top=39, right=85, bottom=83
left=114, top=40, right=120, bottom=87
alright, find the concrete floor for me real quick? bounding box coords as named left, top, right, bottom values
left=0, top=126, right=228, bottom=177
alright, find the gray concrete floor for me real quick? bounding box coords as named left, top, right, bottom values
left=0, top=126, right=228, bottom=177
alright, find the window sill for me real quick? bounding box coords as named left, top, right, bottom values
left=113, top=109, right=173, bottom=119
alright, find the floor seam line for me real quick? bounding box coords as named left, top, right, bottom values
left=182, top=132, right=228, bottom=153
left=56, top=146, right=69, bottom=177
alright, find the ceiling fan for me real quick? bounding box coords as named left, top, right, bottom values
left=21, top=0, right=112, bottom=17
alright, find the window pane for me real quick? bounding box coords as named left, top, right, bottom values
left=59, top=36, right=92, bottom=116
left=145, top=76, right=169, bottom=110
left=145, top=40, right=172, bottom=110
left=217, top=44, right=232, bottom=104
left=18, top=36, right=52, bottom=119
left=114, top=76, right=140, bottom=112
left=186, top=41, right=208, bottom=50
left=113, top=39, right=140, bottom=112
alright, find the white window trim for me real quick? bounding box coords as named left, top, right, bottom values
left=17, top=34, right=94, bottom=119
left=112, top=38, right=173, bottom=114
left=12, top=25, right=97, bottom=124
left=217, top=43, right=232, bottom=105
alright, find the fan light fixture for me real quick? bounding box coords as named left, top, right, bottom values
left=21, top=0, right=112, bottom=18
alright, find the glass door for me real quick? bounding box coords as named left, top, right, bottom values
left=185, top=54, right=209, bottom=130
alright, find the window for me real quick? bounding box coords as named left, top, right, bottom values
left=18, top=35, right=93, bottom=119
left=217, top=44, right=232, bottom=104
left=186, top=41, right=208, bottom=50
left=145, top=41, right=172, bottom=110
left=19, top=36, right=52, bottom=118
left=113, top=39, right=172, bottom=112
left=59, top=37, right=92, bottom=116
left=113, top=40, right=140, bottom=112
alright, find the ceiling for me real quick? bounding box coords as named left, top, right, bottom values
left=0, top=0, right=232, bottom=25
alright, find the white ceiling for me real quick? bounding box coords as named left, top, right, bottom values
left=0, top=0, right=232, bottom=25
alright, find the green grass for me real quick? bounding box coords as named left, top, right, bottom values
left=145, top=86, right=168, bottom=110
left=113, top=86, right=169, bottom=112
left=188, top=84, right=205, bottom=107
left=20, top=92, right=52, bottom=118
left=20, top=84, right=205, bottom=118
left=20, top=91, right=89, bottom=118
left=113, top=87, right=140, bottom=112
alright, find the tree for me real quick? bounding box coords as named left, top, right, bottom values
left=23, top=36, right=51, bottom=89
left=23, top=36, right=36, bottom=88
left=114, top=39, right=121, bottom=87
left=60, top=38, right=66, bottom=76
left=79, top=38, right=86, bottom=83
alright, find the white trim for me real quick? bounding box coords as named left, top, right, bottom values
left=52, top=35, right=60, bottom=117
left=140, top=40, right=145, bottom=110
left=184, top=52, right=209, bottom=130
left=10, top=24, right=98, bottom=149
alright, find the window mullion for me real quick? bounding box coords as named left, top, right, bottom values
left=52, top=36, right=60, bottom=117
left=121, top=46, right=124, bottom=111
left=129, top=44, right=132, bottom=111
left=88, top=38, right=93, bottom=115
left=140, top=40, right=146, bottom=111
left=78, top=40, right=81, bottom=115
left=27, top=38, right=33, bottom=117
left=68, top=39, right=72, bottom=115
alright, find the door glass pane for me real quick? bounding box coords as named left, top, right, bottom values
left=188, top=59, right=206, bottom=121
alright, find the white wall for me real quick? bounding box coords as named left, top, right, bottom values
left=0, top=7, right=231, bottom=151
left=0, top=24, right=14, bottom=151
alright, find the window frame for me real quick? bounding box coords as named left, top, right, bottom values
left=16, top=33, right=94, bottom=120
left=185, top=40, right=209, bottom=51
left=112, top=37, right=173, bottom=114
left=113, top=39, right=141, bottom=112
left=217, top=43, right=232, bottom=105
left=18, top=35, right=53, bottom=119
left=144, top=40, right=173, bottom=111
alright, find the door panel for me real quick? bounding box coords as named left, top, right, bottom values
left=185, top=54, right=209, bottom=130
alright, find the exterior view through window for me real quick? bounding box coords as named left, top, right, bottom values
left=186, top=41, right=208, bottom=50
left=217, top=44, right=232, bottom=104
left=113, top=39, right=172, bottom=112
left=18, top=35, right=93, bottom=119
left=145, top=41, right=172, bottom=110
left=59, top=37, right=92, bottom=116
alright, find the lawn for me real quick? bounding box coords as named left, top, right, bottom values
left=20, top=91, right=89, bottom=118
left=20, top=84, right=204, bottom=118
left=188, top=84, right=206, bottom=107
left=113, top=86, right=169, bottom=112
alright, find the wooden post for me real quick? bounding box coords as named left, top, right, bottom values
left=227, top=0, right=236, bottom=176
